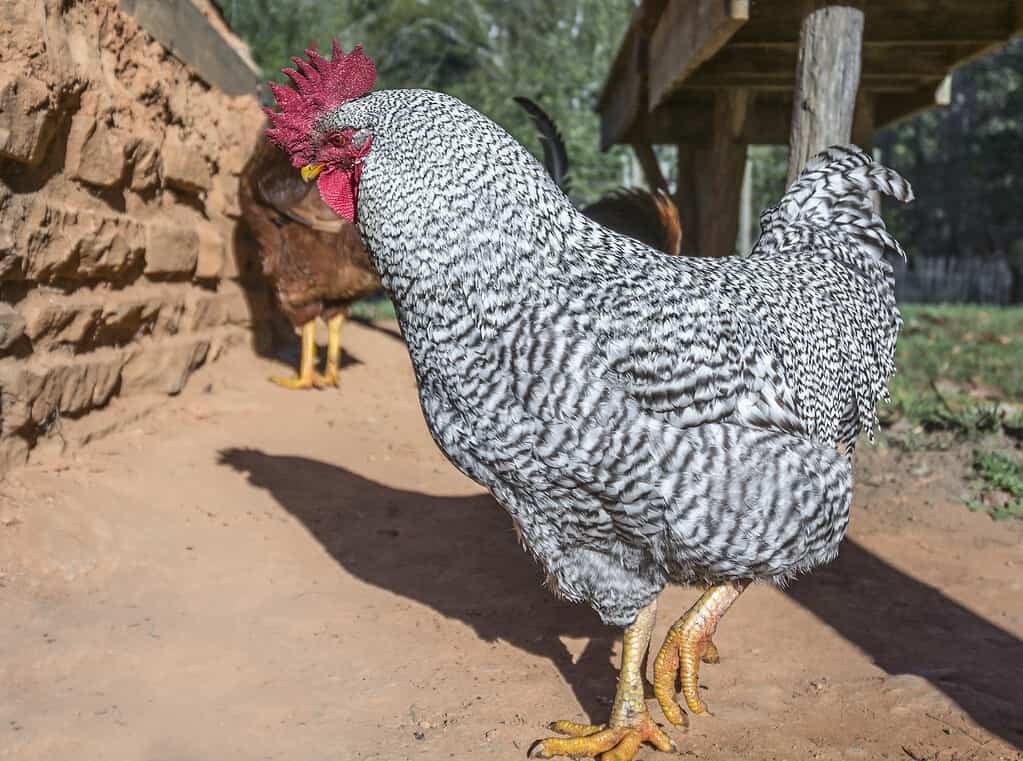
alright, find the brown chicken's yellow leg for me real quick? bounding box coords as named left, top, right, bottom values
left=314, top=312, right=345, bottom=387
left=530, top=601, right=676, bottom=760
left=653, top=579, right=749, bottom=724
left=270, top=321, right=318, bottom=389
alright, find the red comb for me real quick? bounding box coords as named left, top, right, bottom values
left=263, top=40, right=376, bottom=166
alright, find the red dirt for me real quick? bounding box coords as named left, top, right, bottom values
left=2, top=320, right=1021, bottom=761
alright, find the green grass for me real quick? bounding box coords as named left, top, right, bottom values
left=884, top=305, right=1023, bottom=436
left=970, top=449, right=1023, bottom=520
left=351, top=294, right=396, bottom=322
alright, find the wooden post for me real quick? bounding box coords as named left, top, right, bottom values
left=786, top=1, right=865, bottom=183
left=630, top=141, right=670, bottom=193
left=675, top=90, right=750, bottom=257
left=738, top=157, right=753, bottom=255
left=852, top=89, right=875, bottom=150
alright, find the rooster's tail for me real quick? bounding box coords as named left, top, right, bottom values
left=512, top=95, right=571, bottom=194
left=756, top=145, right=913, bottom=262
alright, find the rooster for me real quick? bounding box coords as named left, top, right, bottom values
left=240, top=135, right=380, bottom=389
left=513, top=95, right=682, bottom=256
left=263, top=42, right=911, bottom=759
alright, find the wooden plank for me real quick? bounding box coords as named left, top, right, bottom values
left=596, top=0, right=670, bottom=150
left=630, top=142, right=669, bottom=193
left=674, top=90, right=750, bottom=257
left=875, top=75, right=952, bottom=126
left=851, top=89, right=876, bottom=149
left=119, top=0, right=261, bottom=96
left=647, top=0, right=749, bottom=108
left=684, top=42, right=960, bottom=87
left=597, top=30, right=646, bottom=150
left=787, top=2, right=865, bottom=183
left=728, top=0, right=1013, bottom=46
left=643, top=95, right=791, bottom=145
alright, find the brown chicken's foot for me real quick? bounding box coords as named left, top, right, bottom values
left=530, top=601, right=677, bottom=761
left=270, top=320, right=336, bottom=390
left=314, top=313, right=346, bottom=387
left=652, top=579, right=749, bottom=724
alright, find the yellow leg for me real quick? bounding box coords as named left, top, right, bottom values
left=315, top=313, right=345, bottom=388
left=653, top=580, right=749, bottom=725
left=530, top=600, right=676, bottom=760
left=270, top=321, right=318, bottom=390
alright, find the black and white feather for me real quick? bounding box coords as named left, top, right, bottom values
left=317, top=90, right=912, bottom=626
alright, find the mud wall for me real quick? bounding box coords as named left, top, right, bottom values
left=0, top=0, right=271, bottom=474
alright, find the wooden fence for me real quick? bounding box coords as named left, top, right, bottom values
left=892, top=255, right=1018, bottom=305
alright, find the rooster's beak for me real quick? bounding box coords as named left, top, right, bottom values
left=301, top=163, right=324, bottom=182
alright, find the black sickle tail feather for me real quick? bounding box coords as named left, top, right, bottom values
left=513, top=95, right=571, bottom=194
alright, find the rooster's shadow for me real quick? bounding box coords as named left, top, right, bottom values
left=218, top=448, right=1023, bottom=748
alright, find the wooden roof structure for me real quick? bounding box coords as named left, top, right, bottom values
left=596, top=0, right=1022, bottom=257
left=598, top=0, right=1021, bottom=150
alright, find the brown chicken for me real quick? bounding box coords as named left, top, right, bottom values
left=240, top=135, right=381, bottom=389
left=513, top=96, right=682, bottom=256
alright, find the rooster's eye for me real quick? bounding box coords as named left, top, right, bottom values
left=327, top=132, right=346, bottom=147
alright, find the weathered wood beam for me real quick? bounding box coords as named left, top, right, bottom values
left=643, top=96, right=792, bottom=146
left=851, top=90, right=876, bottom=150
left=675, top=90, right=751, bottom=257
left=787, top=2, right=865, bottom=183
left=729, top=2, right=1013, bottom=47
left=597, top=30, right=645, bottom=150
left=875, top=75, right=952, bottom=127
left=630, top=142, right=669, bottom=194
left=119, top=0, right=260, bottom=96
left=596, top=0, right=671, bottom=150
left=684, top=42, right=959, bottom=87
left=648, top=0, right=749, bottom=109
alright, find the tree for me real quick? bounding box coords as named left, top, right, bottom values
left=224, top=0, right=637, bottom=204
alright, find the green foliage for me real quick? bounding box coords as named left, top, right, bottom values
left=969, top=450, right=1023, bottom=520
left=748, top=144, right=788, bottom=221
left=877, top=39, right=1023, bottom=261
left=880, top=305, right=1023, bottom=444
left=224, top=0, right=637, bottom=205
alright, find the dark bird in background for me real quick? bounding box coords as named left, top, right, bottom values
left=513, top=95, right=682, bottom=256
left=265, top=42, right=912, bottom=760
left=239, top=136, right=380, bottom=389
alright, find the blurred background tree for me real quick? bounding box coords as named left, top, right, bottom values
left=224, top=0, right=639, bottom=204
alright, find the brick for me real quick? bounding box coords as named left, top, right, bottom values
left=66, top=115, right=127, bottom=188
left=161, top=130, right=212, bottom=193
left=188, top=282, right=252, bottom=331
left=195, top=223, right=224, bottom=279
left=0, top=303, right=25, bottom=351
left=0, top=353, right=127, bottom=438
left=0, top=435, right=28, bottom=476
left=120, top=337, right=210, bottom=395
left=22, top=294, right=169, bottom=352
left=21, top=203, right=144, bottom=283
left=206, top=171, right=241, bottom=218
left=144, top=223, right=198, bottom=278
left=0, top=72, right=57, bottom=166
left=129, top=139, right=161, bottom=191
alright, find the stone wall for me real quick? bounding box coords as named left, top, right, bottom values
left=0, top=0, right=271, bottom=474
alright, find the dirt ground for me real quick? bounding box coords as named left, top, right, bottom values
left=2, top=319, right=1022, bottom=761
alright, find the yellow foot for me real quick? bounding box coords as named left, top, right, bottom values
left=313, top=369, right=339, bottom=388
left=529, top=714, right=675, bottom=761
left=652, top=581, right=747, bottom=724
left=269, top=374, right=317, bottom=390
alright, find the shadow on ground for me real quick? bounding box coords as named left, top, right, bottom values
left=218, top=449, right=1023, bottom=748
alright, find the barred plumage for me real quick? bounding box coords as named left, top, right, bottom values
left=311, top=89, right=910, bottom=626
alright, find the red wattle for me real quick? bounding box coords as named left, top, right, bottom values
left=317, top=164, right=361, bottom=223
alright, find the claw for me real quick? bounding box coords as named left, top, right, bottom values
left=530, top=715, right=674, bottom=760
left=653, top=581, right=748, bottom=722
